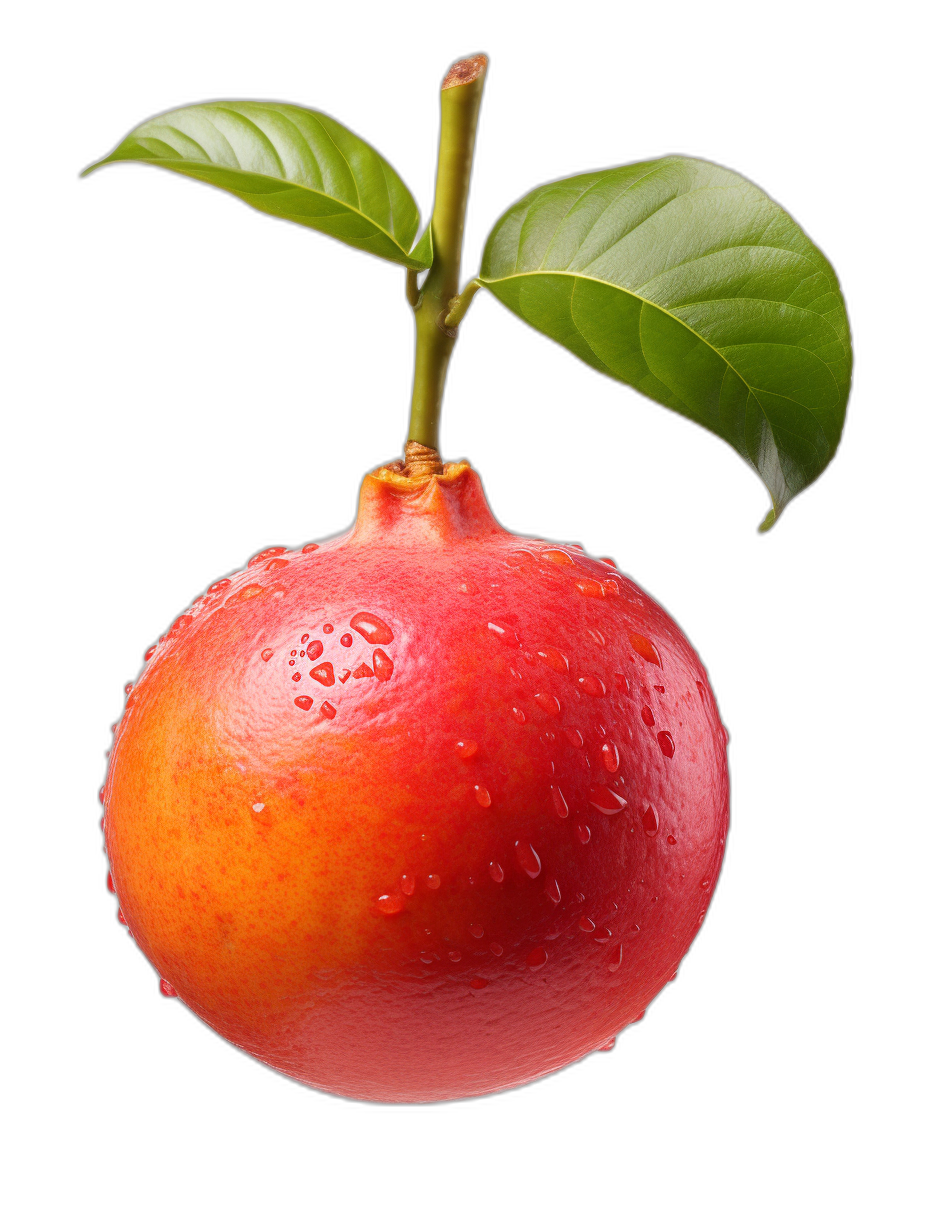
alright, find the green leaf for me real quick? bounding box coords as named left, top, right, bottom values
left=408, top=222, right=433, bottom=271
left=84, top=101, right=429, bottom=269
left=479, top=157, right=851, bottom=527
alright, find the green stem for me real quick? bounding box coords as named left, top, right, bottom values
left=407, top=55, right=487, bottom=454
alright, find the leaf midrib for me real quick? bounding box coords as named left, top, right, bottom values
left=481, top=268, right=838, bottom=472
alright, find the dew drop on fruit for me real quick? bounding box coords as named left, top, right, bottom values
left=576, top=579, right=605, bottom=598
left=601, top=740, right=620, bottom=773
left=589, top=784, right=627, bottom=815
left=426, top=874, right=441, bottom=890
left=249, top=547, right=286, bottom=566
left=455, top=739, right=479, bottom=760
left=541, top=548, right=572, bottom=566
left=515, top=840, right=542, bottom=878
left=350, top=612, right=394, bottom=644
left=564, top=727, right=583, bottom=749
left=292, top=672, right=301, bottom=682
left=323, top=623, right=334, bottom=634
left=400, top=874, right=415, bottom=896
left=252, top=802, right=265, bottom=813
left=448, top=951, right=462, bottom=962
left=468, top=923, right=484, bottom=938
left=294, top=696, right=313, bottom=711
left=544, top=875, right=561, bottom=905
left=300, top=634, right=310, bottom=644
left=593, top=926, right=612, bottom=943
left=124, top=683, right=133, bottom=696
left=575, top=823, right=591, bottom=844
left=667, top=834, right=677, bottom=845
left=630, top=633, right=662, bottom=666
left=587, top=628, right=606, bottom=647
left=534, top=692, right=560, bottom=717
left=511, top=707, right=526, bottom=724
left=549, top=785, right=569, bottom=819
left=159, top=979, right=178, bottom=997
left=207, top=578, right=231, bottom=594
left=372, top=649, right=394, bottom=681
left=309, top=663, right=335, bottom=687
left=598, top=1037, right=616, bottom=1052
left=578, top=675, right=606, bottom=698
left=488, top=620, right=519, bottom=647
left=579, top=917, right=595, bottom=932
left=615, top=674, right=629, bottom=696
left=641, top=706, right=655, bottom=727
left=642, top=804, right=660, bottom=836
left=117, top=908, right=127, bottom=925
left=475, top=785, right=492, bottom=808
left=352, top=662, right=375, bottom=679
left=526, top=946, right=548, bottom=969
left=106, top=871, right=115, bottom=893
left=471, top=977, right=488, bottom=989
left=505, top=549, right=536, bottom=567
left=608, top=945, right=624, bottom=972
left=144, top=645, right=157, bottom=661
left=229, top=584, right=265, bottom=605
left=377, top=894, right=405, bottom=915
left=338, top=668, right=351, bottom=683
left=301, top=543, right=318, bottom=554
left=320, top=701, right=336, bottom=719
left=657, top=731, right=675, bottom=758
left=489, top=941, right=504, bottom=957
left=340, top=633, right=353, bottom=647
left=536, top=647, right=569, bottom=674
left=261, top=648, right=274, bottom=662
left=488, top=861, right=504, bottom=883
left=306, top=640, right=323, bottom=661
left=265, top=558, right=289, bottom=572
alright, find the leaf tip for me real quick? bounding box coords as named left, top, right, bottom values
left=758, top=506, right=778, bottom=533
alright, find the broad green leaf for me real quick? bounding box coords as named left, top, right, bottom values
left=84, top=101, right=430, bottom=269
left=479, top=157, right=851, bottom=527
left=408, top=222, right=433, bottom=271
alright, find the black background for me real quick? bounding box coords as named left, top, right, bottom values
left=61, top=21, right=872, bottom=1153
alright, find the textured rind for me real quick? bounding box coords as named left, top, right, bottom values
left=104, top=464, right=729, bottom=1102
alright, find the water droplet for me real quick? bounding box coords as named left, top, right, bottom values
left=252, top=802, right=265, bottom=813
left=589, top=784, right=627, bottom=815
left=300, top=634, right=310, bottom=644
left=505, top=549, right=536, bottom=568
left=630, top=633, right=662, bottom=666
left=536, top=646, right=569, bottom=674
left=377, top=894, right=404, bottom=915
left=488, top=861, right=504, bottom=883
left=289, top=659, right=296, bottom=666
left=641, top=705, right=655, bottom=727
left=352, top=662, right=375, bottom=679
left=550, top=785, right=569, bottom=819
left=265, top=558, right=289, bottom=572
left=534, top=692, right=560, bottom=717
left=426, top=874, right=441, bottom=890
left=544, top=874, right=561, bottom=905
left=106, top=871, right=115, bottom=893
left=587, top=628, right=606, bottom=647
left=657, top=731, right=675, bottom=758
left=608, top=945, right=624, bottom=972
left=144, top=645, right=157, bottom=661
left=592, top=926, right=612, bottom=943
left=294, top=696, right=313, bottom=711
left=124, top=682, right=133, bottom=696
left=306, top=640, right=323, bottom=660
left=323, top=622, right=334, bottom=634
left=576, top=578, right=605, bottom=598
left=350, top=612, right=394, bottom=644
left=578, top=675, right=606, bottom=698
left=575, top=823, right=591, bottom=844
left=455, top=739, right=479, bottom=760
left=475, top=785, right=492, bottom=808
left=448, top=951, right=462, bottom=962
left=653, top=684, right=665, bottom=694
left=515, top=840, right=542, bottom=878
left=488, top=620, right=519, bottom=647
left=372, top=649, right=394, bottom=681
left=207, top=578, right=231, bottom=594
left=301, top=543, right=318, bottom=554
left=337, top=668, right=350, bottom=683
left=643, top=804, right=660, bottom=836
left=600, top=740, right=620, bottom=773
left=511, top=707, right=526, bottom=724
left=601, top=556, right=617, bottom=568
left=320, top=701, right=336, bottom=719
left=249, top=547, right=286, bottom=566
left=667, top=834, right=677, bottom=845
left=615, top=674, right=630, bottom=696
left=292, top=672, right=302, bottom=682
left=526, top=946, right=548, bottom=969
left=579, top=917, right=595, bottom=932
left=400, top=874, right=415, bottom=896
left=541, top=548, right=573, bottom=566
left=471, top=977, right=489, bottom=989
left=340, top=633, right=353, bottom=647
left=561, top=728, right=582, bottom=751
left=701, top=879, right=711, bottom=889
left=117, top=908, right=127, bottom=925
left=489, top=941, right=504, bottom=957
left=261, top=648, right=274, bottom=662
left=229, top=584, right=265, bottom=605
left=468, top=923, right=484, bottom=938
left=159, top=979, right=178, bottom=997
left=309, top=663, right=335, bottom=687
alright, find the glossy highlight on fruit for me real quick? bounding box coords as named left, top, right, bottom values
left=102, top=461, right=729, bottom=1102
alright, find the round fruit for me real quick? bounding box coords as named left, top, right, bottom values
left=103, top=459, right=729, bottom=1102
